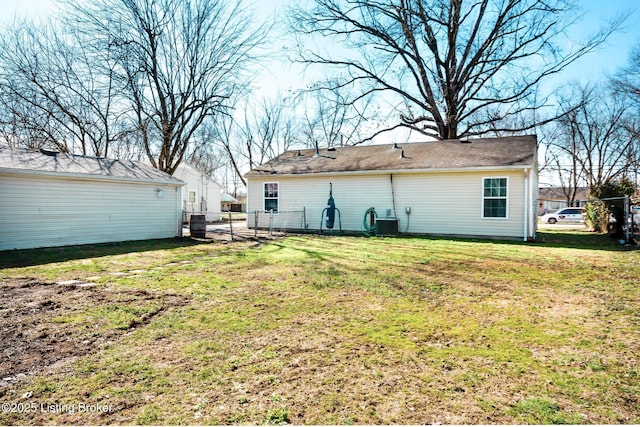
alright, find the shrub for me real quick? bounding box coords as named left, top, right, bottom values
left=585, top=199, right=609, bottom=232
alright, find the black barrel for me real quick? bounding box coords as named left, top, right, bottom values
left=189, top=214, right=206, bottom=238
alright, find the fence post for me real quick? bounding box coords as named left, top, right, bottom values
left=269, top=209, right=274, bottom=237
left=625, top=195, right=630, bottom=243
left=254, top=210, right=258, bottom=238
left=228, top=211, right=234, bottom=241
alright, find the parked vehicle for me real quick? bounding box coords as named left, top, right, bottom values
left=541, top=207, right=586, bottom=224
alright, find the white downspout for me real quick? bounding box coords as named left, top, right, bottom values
left=530, top=168, right=537, bottom=240
left=523, top=168, right=530, bottom=242
left=177, top=186, right=183, bottom=237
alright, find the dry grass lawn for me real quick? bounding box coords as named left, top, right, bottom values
left=0, top=231, right=638, bottom=425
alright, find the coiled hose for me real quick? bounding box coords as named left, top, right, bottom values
left=362, top=207, right=377, bottom=236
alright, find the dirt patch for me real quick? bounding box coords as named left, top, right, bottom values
left=0, top=277, right=188, bottom=392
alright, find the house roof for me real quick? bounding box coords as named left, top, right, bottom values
left=246, top=135, right=537, bottom=177
left=538, top=186, right=589, bottom=201
left=174, top=162, right=222, bottom=187
left=0, top=145, right=184, bottom=186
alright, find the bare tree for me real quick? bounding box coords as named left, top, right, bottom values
left=612, top=44, right=640, bottom=100
left=290, top=0, right=622, bottom=140
left=0, top=20, right=124, bottom=156
left=239, top=96, right=296, bottom=167
left=53, top=0, right=269, bottom=173
left=206, top=94, right=298, bottom=187
left=544, top=128, right=585, bottom=205
left=611, top=43, right=640, bottom=191
left=548, top=82, right=639, bottom=197
left=296, top=79, right=374, bottom=148
left=0, top=0, right=269, bottom=169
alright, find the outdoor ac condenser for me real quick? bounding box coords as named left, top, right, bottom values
left=375, top=218, right=399, bottom=236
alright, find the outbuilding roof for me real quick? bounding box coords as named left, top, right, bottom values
left=221, top=193, right=240, bottom=203
left=0, top=145, right=184, bottom=185
left=246, top=135, right=537, bottom=177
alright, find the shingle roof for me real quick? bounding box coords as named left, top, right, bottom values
left=539, top=186, right=589, bottom=200
left=0, top=145, right=184, bottom=185
left=246, top=135, right=537, bottom=177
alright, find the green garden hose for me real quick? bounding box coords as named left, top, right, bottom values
left=362, top=207, right=377, bottom=236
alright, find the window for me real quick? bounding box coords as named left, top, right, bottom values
left=563, top=208, right=583, bottom=215
left=188, top=190, right=197, bottom=204
left=264, top=182, right=279, bottom=212
left=483, top=177, right=508, bottom=218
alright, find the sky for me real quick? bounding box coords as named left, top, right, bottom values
left=3, top=0, right=639, bottom=96
left=2, top=0, right=637, bottom=187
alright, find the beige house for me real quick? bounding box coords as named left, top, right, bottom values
left=245, top=135, right=538, bottom=241
left=0, top=146, right=184, bottom=251
left=537, top=186, right=589, bottom=215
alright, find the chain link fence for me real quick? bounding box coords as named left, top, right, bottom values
left=183, top=210, right=308, bottom=241
left=246, top=209, right=308, bottom=237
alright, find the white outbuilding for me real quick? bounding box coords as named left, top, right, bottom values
left=0, top=145, right=184, bottom=251
left=245, top=135, right=538, bottom=241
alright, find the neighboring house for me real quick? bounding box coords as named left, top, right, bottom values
left=172, top=162, right=222, bottom=222
left=538, top=186, right=589, bottom=215
left=231, top=193, right=247, bottom=213
left=245, top=135, right=538, bottom=241
left=221, top=193, right=240, bottom=212
left=0, top=145, right=184, bottom=251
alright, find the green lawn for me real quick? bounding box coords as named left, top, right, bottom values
left=0, top=232, right=638, bottom=425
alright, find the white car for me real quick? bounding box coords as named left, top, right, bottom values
left=541, top=207, right=586, bottom=224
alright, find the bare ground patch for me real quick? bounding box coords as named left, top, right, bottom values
left=0, top=277, right=188, bottom=393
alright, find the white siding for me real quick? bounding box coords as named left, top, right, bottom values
left=0, top=174, right=182, bottom=250
left=173, top=163, right=222, bottom=222
left=247, top=169, right=531, bottom=239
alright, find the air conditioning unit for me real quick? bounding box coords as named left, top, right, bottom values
left=375, top=218, right=399, bottom=236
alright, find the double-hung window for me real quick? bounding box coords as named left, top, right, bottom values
left=264, top=182, right=279, bottom=212
left=483, top=177, right=508, bottom=218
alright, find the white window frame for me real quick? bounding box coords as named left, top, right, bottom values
left=263, top=182, right=279, bottom=213
left=482, top=177, right=509, bottom=219
left=188, top=189, right=197, bottom=205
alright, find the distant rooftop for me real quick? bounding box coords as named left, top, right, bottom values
left=0, top=145, right=184, bottom=185
left=246, top=135, right=537, bottom=177
left=221, top=193, right=239, bottom=203
left=539, top=186, right=589, bottom=200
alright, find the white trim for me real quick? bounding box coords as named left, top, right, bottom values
left=245, top=181, right=251, bottom=228
left=481, top=176, right=509, bottom=219
left=176, top=186, right=183, bottom=237
left=263, top=181, right=279, bottom=213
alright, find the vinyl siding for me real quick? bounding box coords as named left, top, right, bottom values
left=0, top=173, right=182, bottom=250
left=247, top=169, right=531, bottom=239
left=173, top=163, right=222, bottom=222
